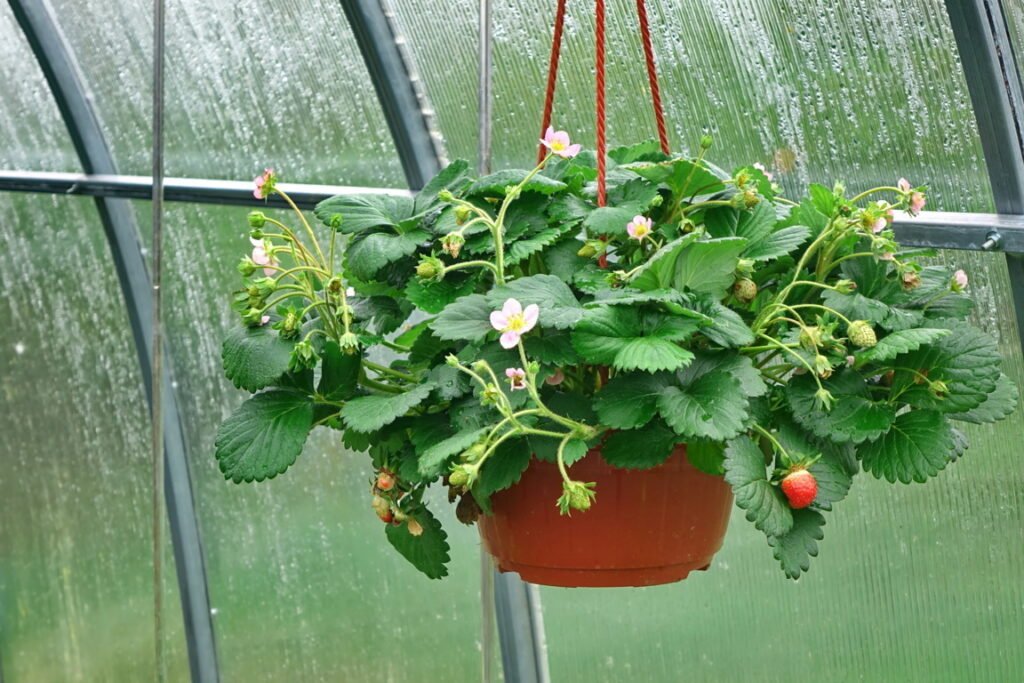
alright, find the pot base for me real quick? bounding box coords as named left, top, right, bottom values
left=492, top=559, right=712, bottom=588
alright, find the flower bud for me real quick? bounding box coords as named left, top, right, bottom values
left=437, top=189, right=455, bottom=202
left=454, top=205, right=473, bottom=225
left=814, top=354, right=833, bottom=379
left=950, top=269, right=968, bottom=292
left=481, top=384, right=501, bottom=405
left=650, top=194, right=664, bottom=208
left=929, top=380, right=950, bottom=399
left=237, top=256, right=258, bottom=277
left=814, top=387, right=835, bottom=412
left=289, top=340, right=318, bottom=371
left=700, top=133, right=714, bottom=150
left=462, top=442, right=487, bottom=464
left=242, top=307, right=265, bottom=327
left=248, top=211, right=267, bottom=229
left=445, top=354, right=460, bottom=367
left=834, top=279, right=857, bottom=294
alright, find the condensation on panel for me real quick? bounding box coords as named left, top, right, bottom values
left=539, top=248, right=1024, bottom=683
left=0, top=194, right=186, bottom=681
left=46, top=0, right=405, bottom=186
left=0, top=4, right=79, bottom=170
left=141, top=201, right=484, bottom=682
left=1007, top=1, right=1024, bottom=77
left=396, top=0, right=992, bottom=212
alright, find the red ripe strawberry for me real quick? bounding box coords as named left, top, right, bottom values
left=781, top=469, right=817, bottom=509
left=376, top=470, right=396, bottom=492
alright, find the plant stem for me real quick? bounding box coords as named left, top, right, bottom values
left=364, top=360, right=417, bottom=382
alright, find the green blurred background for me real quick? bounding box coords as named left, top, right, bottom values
left=1, top=0, right=1022, bottom=681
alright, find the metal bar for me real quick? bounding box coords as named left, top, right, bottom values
left=6, top=1, right=220, bottom=681
left=0, top=170, right=406, bottom=208
left=338, top=0, right=443, bottom=190
left=151, top=0, right=168, bottom=677
left=944, top=0, right=1024, bottom=346
left=6, top=170, right=1024, bottom=252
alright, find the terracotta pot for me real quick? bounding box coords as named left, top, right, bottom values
left=478, top=445, right=733, bottom=588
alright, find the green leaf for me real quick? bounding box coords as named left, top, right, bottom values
left=657, top=356, right=750, bottom=441
left=415, top=159, right=472, bottom=212
left=593, top=372, right=671, bottom=429
left=506, top=227, right=567, bottom=265
left=632, top=235, right=746, bottom=297
left=466, top=170, right=567, bottom=197
left=215, top=390, right=314, bottom=483
left=543, top=237, right=588, bottom=281
left=561, top=439, right=590, bottom=466
left=859, top=410, right=955, bottom=483
left=686, top=440, right=725, bottom=475
left=222, top=324, right=295, bottom=392
left=891, top=323, right=1002, bottom=413
left=385, top=506, right=450, bottom=579
left=317, top=341, right=361, bottom=401
left=625, top=158, right=726, bottom=197
left=475, top=440, right=531, bottom=499
left=418, top=427, right=490, bottom=478
left=744, top=225, right=811, bottom=261
left=854, top=328, right=951, bottom=364
left=630, top=234, right=699, bottom=291
left=692, top=298, right=756, bottom=347
left=583, top=206, right=639, bottom=237
left=609, top=140, right=669, bottom=164
left=769, top=509, right=825, bottom=580
left=785, top=370, right=896, bottom=444
left=950, top=372, right=1018, bottom=424
left=486, top=274, right=583, bottom=330
left=524, top=331, right=579, bottom=366
left=572, top=307, right=697, bottom=372
left=314, top=194, right=415, bottom=233
left=341, top=383, right=435, bottom=433
left=601, top=420, right=678, bottom=469
left=429, top=294, right=494, bottom=342
left=346, top=229, right=427, bottom=281
left=405, top=273, right=478, bottom=314
left=724, top=436, right=793, bottom=537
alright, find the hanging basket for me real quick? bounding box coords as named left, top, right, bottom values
left=478, top=445, right=733, bottom=588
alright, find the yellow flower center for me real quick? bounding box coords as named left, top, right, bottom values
left=550, top=140, right=566, bottom=152
left=634, top=224, right=650, bottom=237
left=506, top=313, right=527, bottom=332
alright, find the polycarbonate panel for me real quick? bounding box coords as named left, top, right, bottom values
left=143, top=201, right=484, bottom=681
left=0, top=194, right=186, bottom=681
left=539, top=247, right=1024, bottom=683
left=1007, top=1, right=1024, bottom=75
left=47, top=0, right=405, bottom=186
left=396, top=0, right=993, bottom=211
left=0, top=4, right=79, bottom=170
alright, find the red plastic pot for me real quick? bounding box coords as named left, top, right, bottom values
left=478, top=445, right=733, bottom=588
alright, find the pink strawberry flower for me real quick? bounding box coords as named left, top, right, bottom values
left=909, top=191, right=926, bottom=216
left=897, top=177, right=912, bottom=193
left=879, top=252, right=895, bottom=261
left=260, top=314, right=271, bottom=326
left=505, top=367, right=527, bottom=391
left=250, top=236, right=278, bottom=276
left=490, top=298, right=539, bottom=349
left=626, top=215, right=653, bottom=241
left=871, top=216, right=887, bottom=234
left=753, top=162, right=774, bottom=181
left=540, top=127, right=582, bottom=159
left=253, top=168, right=276, bottom=199
left=952, top=269, right=968, bottom=291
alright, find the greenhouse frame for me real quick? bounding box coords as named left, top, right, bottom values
left=2, top=0, right=1024, bottom=681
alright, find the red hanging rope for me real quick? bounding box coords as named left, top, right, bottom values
left=635, top=0, right=670, bottom=155
left=595, top=0, right=607, bottom=207
left=537, top=0, right=569, bottom=165
left=535, top=0, right=669, bottom=206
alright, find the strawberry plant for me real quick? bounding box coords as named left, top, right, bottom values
left=216, top=132, right=1016, bottom=580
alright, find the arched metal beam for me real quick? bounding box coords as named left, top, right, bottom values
left=7, top=1, right=219, bottom=680
left=944, top=0, right=1024, bottom=349
left=339, top=0, right=444, bottom=190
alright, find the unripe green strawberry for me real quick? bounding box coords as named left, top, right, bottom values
left=733, top=278, right=758, bottom=303
left=568, top=487, right=593, bottom=512
left=780, top=469, right=817, bottom=509
left=847, top=320, right=877, bottom=348
left=448, top=466, right=470, bottom=488
left=799, top=326, right=822, bottom=351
